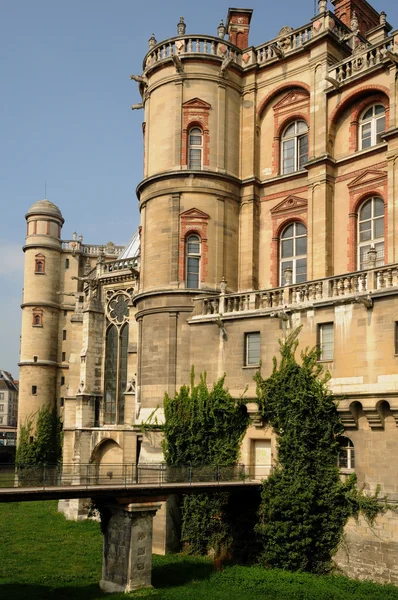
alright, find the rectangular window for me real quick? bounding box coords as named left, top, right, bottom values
left=65, top=258, right=69, bottom=269
left=0, top=393, right=3, bottom=400
left=245, top=332, right=261, bottom=366
left=32, top=386, right=37, bottom=395
left=318, top=323, right=334, bottom=361
left=0, top=416, right=3, bottom=424
left=0, top=405, right=3, bottom=412
left=63, top=330, right=67, bottom=341
left=60, top=397, right=65, bottom=407
left=61, top=376, right=65, bottom=386
left=62, top=352, right=66, bottom=362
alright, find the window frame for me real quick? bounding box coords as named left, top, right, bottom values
left=188, top=127, right=203, bottom=170
left=337, top=437, right=355, bottom=470
left=185, top=234, right=201, bottom=289
left=357, top=197, right=384, bottom=270
left=34, top=255, right=46, bottom=274
left=279, top=222, right=307, bottom=286
left=281, top=120, right=309, bottom=175
left=245, top=332, right=261, bottom=367
left=359, top=104, right=386, bottom=150
left=318, top=322, right=334, bottom=362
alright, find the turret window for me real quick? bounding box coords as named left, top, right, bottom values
left=186, top=234, right=201, bottom=288
left=34, top=254, right=46, bottom=274
left=32, top=310, right=43, bottom=327
left=281, top=120, right=308, bottom=174
left=338, top=437, right=355, bottom=470
left=188, top=128, right=203, bottom=169
left=360, top=104, right=385, bottom=149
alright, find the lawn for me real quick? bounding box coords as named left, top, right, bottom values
left=1, top=500, right=398, bottom=599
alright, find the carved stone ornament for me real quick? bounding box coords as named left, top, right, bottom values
left=106, top=291, right=131, bottom=326
left=278, top=26, right=294, bottom=37
left=217, top=44, right=228, bottom=56
left=278, top=37, right=291, bottom=51
left=175, top=39, right=185, bottom=53
left=313, top=20, right=322, bottom=32
left=353, top=41, right=368, bottom=55
left=242, top=53, right=250, bottom=63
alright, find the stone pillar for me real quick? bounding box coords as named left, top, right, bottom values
left=100, top=501, right=162, bottom=594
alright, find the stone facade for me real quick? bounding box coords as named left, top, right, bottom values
left=18, top=0, right=398, bottom=582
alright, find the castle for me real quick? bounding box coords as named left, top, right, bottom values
left=19, top=0, right=398, bottom=582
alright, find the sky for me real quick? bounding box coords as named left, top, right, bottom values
left=1, top=0, right=397, bottom=376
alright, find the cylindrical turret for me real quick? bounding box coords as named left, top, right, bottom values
left=19, top=199, right=64, bottom=429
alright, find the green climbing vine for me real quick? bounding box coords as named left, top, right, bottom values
left=254, top=328, right=394, bottom=574
left=16, top=405, right=62, bottom=466
left=163, top=368, right=250, bottom=556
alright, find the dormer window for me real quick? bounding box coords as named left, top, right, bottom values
left=359, top=104, right=385, bottom=149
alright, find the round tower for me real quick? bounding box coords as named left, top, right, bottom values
left=134, top=15, right=252, bottom=411
left=19, top=199, right=64, bottom=429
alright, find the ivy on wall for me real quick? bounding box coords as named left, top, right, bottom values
left=254, top=329, right=394, bottom=574
left=163, top=369, right=250, bottom=555
left=16, top=405, right=62, bottom=466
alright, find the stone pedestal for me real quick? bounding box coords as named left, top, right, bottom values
left=100, top=501, right=162, bottom=594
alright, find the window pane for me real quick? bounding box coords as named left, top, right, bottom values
left=297, top=120, right=308, bottom=133
left=374, top=217, right=384, bottom=239
left=359, top=245, right=370, bottom=269
left=189, top=134, right=202, bottom=145
left=283, top=123, right=296, bottom=138
left=187, top=237, right=200, bottom=254
left=189, top=148, right=202, bottom=169
left=296, top=258, right=307, bottom=282
left=187, top=257, right=199, bottom=288
left=298, top=134, right=308, bottom=168
left=374, top=198, right=384, bottom=217
left=375, top=242, right=384, bottom=265
left=118, top=325, right=128, bottom=425
left=246, top=333, right=260, bottom=365
left=362, top=107, right=374, bottom=120
left=375, top=105, right=385, bottom=115
left=104, top=325, right=118, bottom=424
left=295, top=235, right=307, bottom=256
left=281, top=239, right=293, bottom=258
left=359, top=201, right=372, bottom=221
left=295, top=223, right=307, bottom=236
left=281, top=224, right=294, bottom=239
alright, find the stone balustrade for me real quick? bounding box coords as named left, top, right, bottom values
left=61, top=241, right=124, bottom=256
left=193, top=264, right=398, bottom=319
left=103, top=257, right=139, bottom=273
left=328, top=35, right=395, bottom=86
left=256, top=24, right=313, bottom=64
left=143, top=35, right=241, bottom=72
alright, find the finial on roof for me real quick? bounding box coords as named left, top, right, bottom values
left=217, top=19, right=226, bottom=39
left=177, top=16, right=186, bottom=36
left=318, top=0, right=327, bottom=14
left=351, top=10, right=359, bottom=33
left=148, top=33, right=157, bottom=49
left=380, top=11, right=387, bottom=25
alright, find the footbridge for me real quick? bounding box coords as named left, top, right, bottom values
left=0, top=463, right=266, bottom=593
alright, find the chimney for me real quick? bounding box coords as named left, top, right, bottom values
left=331, top=0, right=380, bottom=37
left=226, top=8, right=253, bottom=50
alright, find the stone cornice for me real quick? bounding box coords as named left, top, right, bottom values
left=136, top=170, right=242, bottom=200
left=21, top=301, right=61, bottom=310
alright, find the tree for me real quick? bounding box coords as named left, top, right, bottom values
left=16, top=405, right=62, bottom=466
left=254, top=329, right=392, bottom=574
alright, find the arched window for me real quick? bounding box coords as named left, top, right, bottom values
left=359, top=104, right=385, bottom=149
left=337, top=437, right=355, bottom=470
left=357, top=197, right=384, bottom=270
left=188, top=127, right=203, bottom=169
left=186, top=234, right=201, bottom=288
left=104, top=322, right=129, bottom=425
left=281, top=120, right=308, bottom=174
left=280, top=222, right=307, bottom=285
left=32, top=313, right=42, bottom=327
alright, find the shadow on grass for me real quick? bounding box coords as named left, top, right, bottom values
left=0, top=584, right=107, bottom=600
left=152, top=556, right=214, bottom=588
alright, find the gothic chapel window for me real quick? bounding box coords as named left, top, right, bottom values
left=357, top=197, right=384, bottom=270
left=104, top=293, right=129, bottom=425
left=359, top=104, right=385, bottom=149
left=188, top=127, right=203, bottom=169
left=281, top=120, right=308, bottom=174
left=280, top=223, right=307, bottom=285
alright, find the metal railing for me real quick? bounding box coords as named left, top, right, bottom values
left=0, top=463, right=272, bottom=490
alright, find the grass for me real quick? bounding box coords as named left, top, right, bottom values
left=1, top=501, right=398, bottom=599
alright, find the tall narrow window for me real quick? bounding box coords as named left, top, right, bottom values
left=188, top=127, right=203, bottom=169
left=280, top=222, right=307, bottom=285
left=338, top=437, right=355, bottom=469
left=357, top=197, right=384, bottom=270
left=281, top=120, right=308, bottom=174
left=35, top=256, right=45, bottom=274
left=104, top=325, right=118, bottom=424
left=65, top=258, right=70, bottom=269
left=360, top=104, right=385, bottom=149
left=245, top=332, right=261, bottom=366
left=186, top=234, right=201, bottom=288
left=104, top=309, right=130, bottom=426
left=318, top=323, right=334, bottom=361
